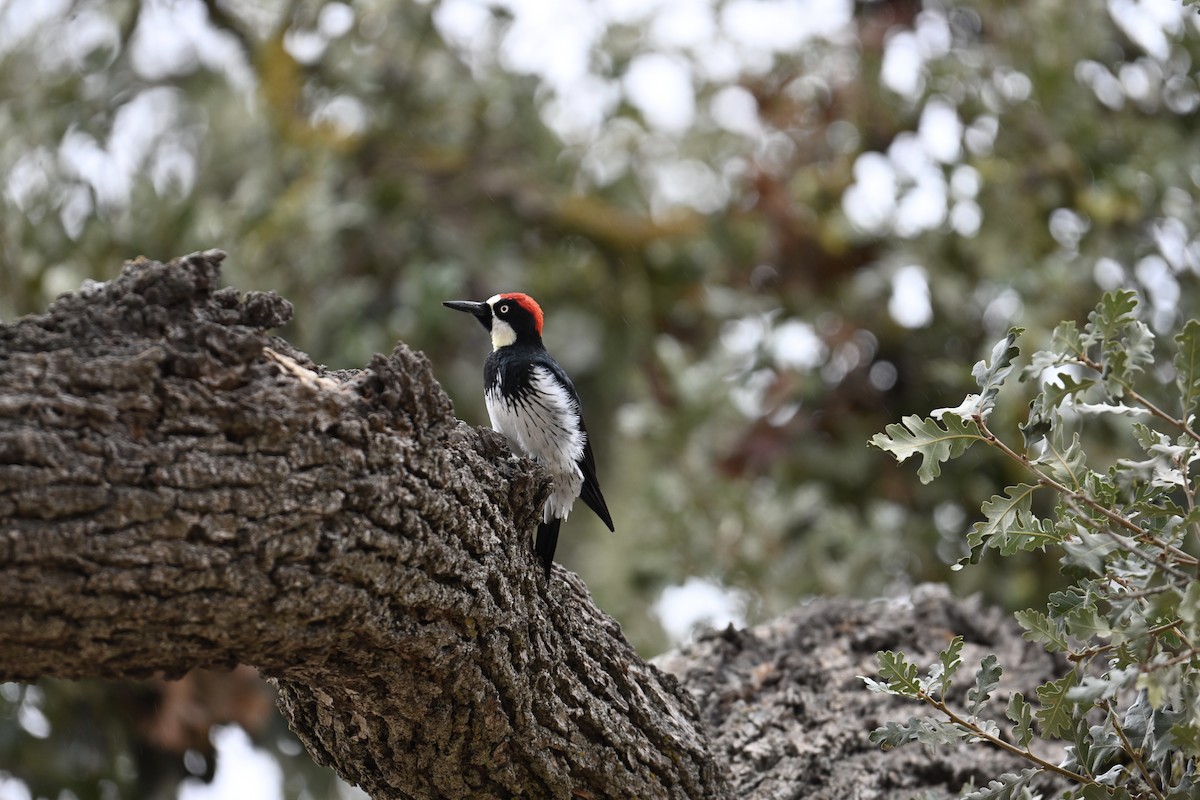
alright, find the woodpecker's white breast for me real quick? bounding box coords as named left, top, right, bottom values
left=485, top=366, right=586, bottom=521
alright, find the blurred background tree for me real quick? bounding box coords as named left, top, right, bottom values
left=1, top=0, right=1197, bottom=796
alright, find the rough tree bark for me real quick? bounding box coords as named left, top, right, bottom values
left=658, top=584, right=1067, bottom=799
left=0, top=252, right=726, bottom=799
left=0, top=252, right=1061, bottom=799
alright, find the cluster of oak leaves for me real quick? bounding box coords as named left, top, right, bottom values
left=868, top=291, right=1200, bottom=800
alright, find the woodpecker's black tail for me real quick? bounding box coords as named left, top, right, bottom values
left=535, top=518, right=562, bottom=579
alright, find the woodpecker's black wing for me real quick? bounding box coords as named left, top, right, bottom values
left=534, top=354, right=614, bottom=532
left=576, top=416, right=614, bottom=531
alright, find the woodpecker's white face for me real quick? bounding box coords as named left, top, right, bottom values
left=485, top=294, right=517, bottom=350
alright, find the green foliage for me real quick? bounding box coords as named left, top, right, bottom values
left=1175, top=320, right=1200, bottom=418
left=966, top=656, right=1003, bottom=722
left=871, top=329, right=1028, bottom=485
left=968, top=484, right=1056, bottom=556
left=3, top=0, right=1199, bottom=794
left=1006, top=693, right=1034, bottom=749
left=866, top=293, right=1200, bottom=798
left=869, top=415, right=985, bottom=484
left=1034, top=673, right=1078, bottom=739
left=960, top=769, right=1041, bottom=800
left=1014, top=608, right=1069, bottom=653
left=937, top=636, right=966, bottom=699
left=869, top=716, right=974, bottom=750
left=973, top=329, right=1026, bottom=419
left=876, top=650, right=923, bottom=698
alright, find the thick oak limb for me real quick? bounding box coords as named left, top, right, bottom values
left=659, top=584, right=1067, bottom=799
left=0, top=252, right=730, bottom=800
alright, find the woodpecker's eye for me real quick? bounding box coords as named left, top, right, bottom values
left=498, top=304, right=510, bottom=315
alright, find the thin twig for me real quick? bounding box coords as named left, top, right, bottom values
left=1059, top=496, right=1195, bottom=585
left=917, top=690, right=1096, bottom=787
left=1107, top=701, right=1166, bottom=800
left=1075, top=352, right=1200, bottom=445
left=1076, top=351, right=1200, bottom=567
left=1104, top=582, right=1170, bottom=601
left=976, top=416, right=1198, bottom=573
left=1155, top=646, right=1200, bottom=670
left=1069, top=618, right=1184, bottom=663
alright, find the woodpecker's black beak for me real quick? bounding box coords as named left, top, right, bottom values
left=443, top=299, right=492, bottom=331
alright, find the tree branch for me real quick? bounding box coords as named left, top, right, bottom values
left=0, top=251, right=729, bottom=799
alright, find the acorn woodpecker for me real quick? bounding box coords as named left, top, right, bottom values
left=443, top=292, right=614, bottom=577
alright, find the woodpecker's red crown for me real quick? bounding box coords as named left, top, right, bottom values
left=499, top=292, right=544, bottom=336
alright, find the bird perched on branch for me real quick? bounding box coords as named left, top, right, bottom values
left=444, top=293, right=614, bottom=577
